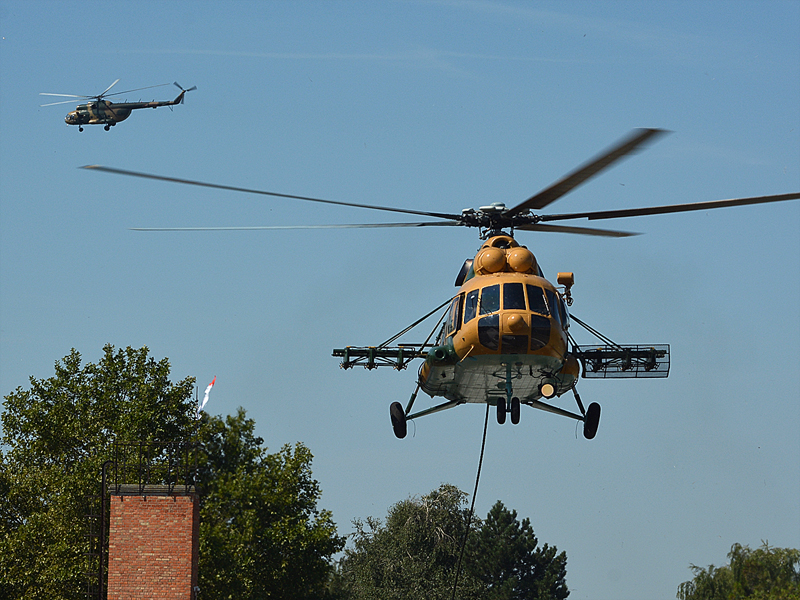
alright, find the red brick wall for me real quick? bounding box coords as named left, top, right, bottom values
left=107, top=491, right=199, bottom=600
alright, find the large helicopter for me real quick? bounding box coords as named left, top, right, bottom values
left=40, top=80, right=195, bottom=131
left=83, top=128, right=799, bottom=439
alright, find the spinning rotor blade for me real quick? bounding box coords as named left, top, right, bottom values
left=539, top=192, right=800, bottom=223
left=40, top=92, right=92, bottom=99
left=98, top=79, right=120, bottom=98
left=102, top=82, right=171, bottom=98
left=40, top=91, right=95, bottom=107
left=40, top=98, right=90, bottom=107
left=82, top=165, right=462, bottom=221
left=130, top=221, right=462, bottom=231
left=41, top=82, right=171, bottom=105
left=506, top=128, right=669, bottom=215
left=173, top=83, right=197, bottom=104
left=516, top=223, right=639, bottom=237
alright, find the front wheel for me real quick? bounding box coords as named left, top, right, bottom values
left=510, top=397, right=520, bottom=425
left=496, top=398, right=506, bottom=425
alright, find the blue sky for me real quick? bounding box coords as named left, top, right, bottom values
left=1, top=1, right=798, bottom=598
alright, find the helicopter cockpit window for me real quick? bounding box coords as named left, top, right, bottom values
left=478, top=314, right=500, bottom=350
left=530, top=314, right=551, bottom=350
left=557, top=296, right=569, bottom=328
left=463, top=289, right=479, bottom=324
left=544, top=289, right=560, bottom=324
left=503, top=283, right=526, bottom=310
left=479, top=285, right=500, bottom=315
left=527, top=285, right=549, bottom=316
left=444, top=295, right=463, bottom=337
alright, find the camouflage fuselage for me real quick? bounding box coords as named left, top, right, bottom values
left=64, top=92, right=185, bottom=127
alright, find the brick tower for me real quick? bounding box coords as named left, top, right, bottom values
left=105, top=443, right=200, bottom=600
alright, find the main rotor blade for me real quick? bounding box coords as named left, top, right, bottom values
left=130, top=221, right=462, bottom=231
left=82, top=165, right=463, bottom=221
left=539, top=192, right=800, bottom=222
left=103, top=82, right=172, bottom=98
left=40, top=98, right=85, bottom=107
left=39, top=92, right=92, bottom=98
left=98, top=79, right=120, bottom=98
left=516, top=223, right=639, bottom=237
left=506, top=128, right=669, bottom=216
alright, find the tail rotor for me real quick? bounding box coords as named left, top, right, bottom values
left=173, top=82, right=197, bottom=104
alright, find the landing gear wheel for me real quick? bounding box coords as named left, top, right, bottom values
left=390, top=402, right=407, bottom=439
left=583, top=402, right=601, bottom=440
left=496, top=398, right=506, bottom=425
left=78, top=126, right=84, bottom=132
left=104, top=124, right=110, bottom=131
left=510, top=397, right=520, bottom=425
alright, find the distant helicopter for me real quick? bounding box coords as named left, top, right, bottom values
left=40, top=80, right=195, bottom=131
left=83, top=129, right=800, bottom=439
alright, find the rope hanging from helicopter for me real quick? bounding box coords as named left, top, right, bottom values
left=450, top=402, right=491, bottom=600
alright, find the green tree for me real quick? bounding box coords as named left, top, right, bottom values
left=337, top=484, right=484, bottom=599
left=198, top=409, right=344, bottom=599
left=677, top=542, right=800, bottom=600
left=0, top=345, right=343, bottom=600
left=468, top=501, right=569, bottom=600
left=335, top=484, right=568, bottom=600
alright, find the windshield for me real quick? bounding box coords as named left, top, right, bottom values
left=463, top=289, right=479, bottom=324
left=503, top=283, right=526, bottom=310
left=479, top=285, right=500, bottom=314
left=526, top=284, right=549, bottom=315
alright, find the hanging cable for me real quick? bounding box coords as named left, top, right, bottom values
left=450, top=402, right=490, bottom=599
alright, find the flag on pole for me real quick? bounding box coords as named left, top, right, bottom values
left=197, top=376, right=216, bottom=418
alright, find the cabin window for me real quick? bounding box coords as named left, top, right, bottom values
left=463, top=289, right=479, bottom=324
left=530, top=314, right=551, bottom=350
left=478, top=314, right=500, bottom=350
left=503, top=283, right=526, bottom=310
left=479, top=285, right=500, bottom=315
left=526, top=285, right=549, bottom=315
left=445, top=295, right=463, bottom=337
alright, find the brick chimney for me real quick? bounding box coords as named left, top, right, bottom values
left=106, top=484, right=200, bottom=600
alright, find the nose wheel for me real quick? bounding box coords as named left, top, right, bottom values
left=496, top=397, right=520, bottom=425
left=510, top=397, right=520, bottom=424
